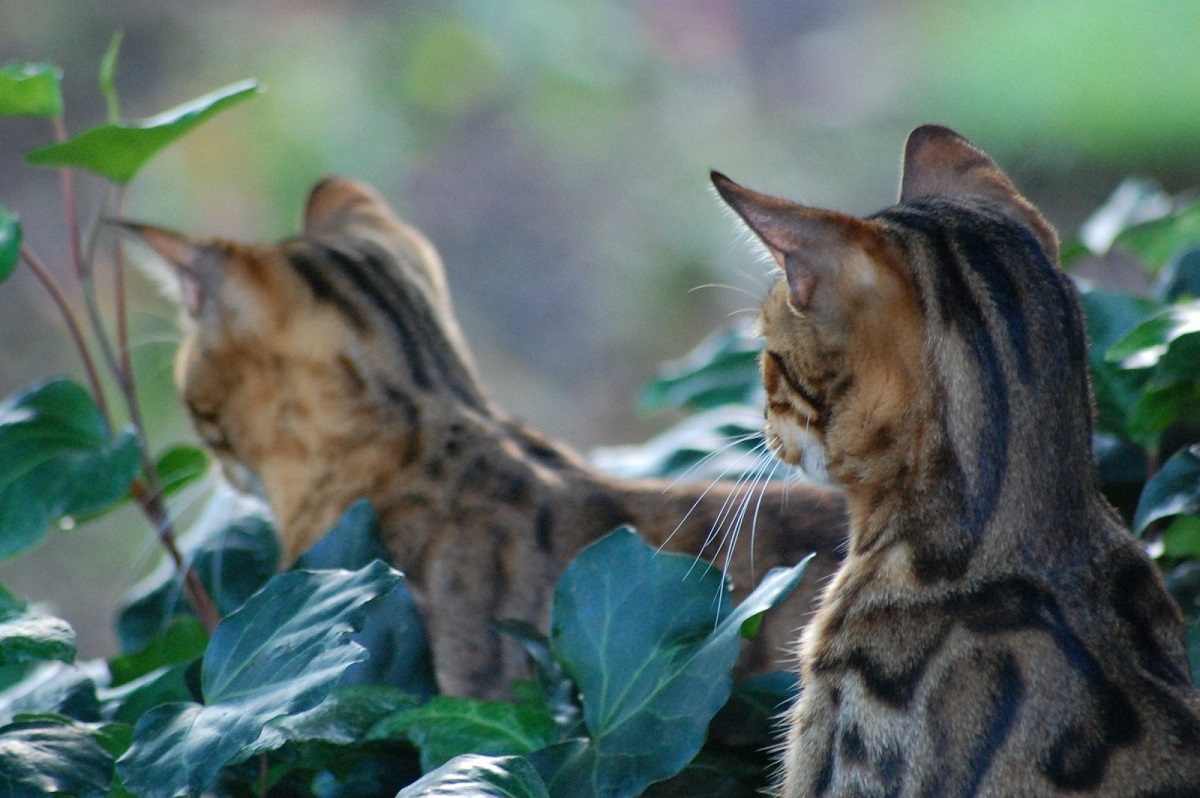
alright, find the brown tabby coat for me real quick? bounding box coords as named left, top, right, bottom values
left=714, top=125, right=1200, bottom=796
left=122, top=178, right=846, bottom=698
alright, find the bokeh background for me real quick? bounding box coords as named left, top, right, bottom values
left=2, top=0, right=1199, bottom=656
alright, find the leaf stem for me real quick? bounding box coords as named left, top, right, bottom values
left=18, top=243, right=111, bottom=422
left=52, top=117, right=86, bottom=279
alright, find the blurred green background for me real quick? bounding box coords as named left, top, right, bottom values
left=2, top=0, right=1198, bottom=656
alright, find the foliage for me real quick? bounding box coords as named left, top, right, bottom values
left=1, top=40, right=1199, bottom=798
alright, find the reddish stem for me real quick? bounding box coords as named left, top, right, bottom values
left=19, top=244, right=111, bottom=422
left=52, top=117, right=86, bottom=279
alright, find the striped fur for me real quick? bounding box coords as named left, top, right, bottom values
left=123, top=177, right=847, bottom=698
left=714, top=125, right=1200, bottom=796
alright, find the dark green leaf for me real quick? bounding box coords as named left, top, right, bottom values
left=0, top=663, right=100, bottom=725
left=0, top=583, right=74, bottom=668
left=0, top=379, right=142, bottom=560
left=1106, top=302, right=1200, bottom=368
left=1134, top=444, right=1200, bottom=535
left=494, top=619, right=581, bottom=735
left=1092, top=433, right=1147, bottom=486
left=0, top=63, right=63, bottom=117
left=117, top=508, right=278, bottom=651
left=708, top=672, right=798, bottom=749
left=107, top=616, right=207, bottom=687
left=641, top=324, right=764, bottom=412
left=99, top=662, right=195, bottom=726
left=1115, top=200, right=1200, bottom=272
left=1162, top=516, right=1200, bottom=560
left=640, top=763, right=746, bottom=798
left=295, top=499, right=437, bottom=695
left=26, top=80, right=261, bottom=184
left=1079, top=289, right=1159, bottom=437
left=271, top=685, right=421, bottom=747
left=99, top=32, right=123, bottom=124
left=543, top=529, right=810, bottom=798
left=0, top=717, right=112, bottom=797
left=1156, top=248, right=1200, bottom=303
left=117, top=561, right=402, bottom=798
left=397, top=753, right=550, bottom=798
left=370, top=696, right=557, bottom=772
left=0, top=206, right=20, bottom=284
left=153, top=444, right=209, bottom=499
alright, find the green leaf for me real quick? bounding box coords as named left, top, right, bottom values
left=153, top=444, right=209, bottom=499
left=591, top=407, right=766, bottom=480
left=26, top=80, right=261, bottom=184
left=0, top=379, right=141, bottom=560
left=0, top=63, right=63, bottom=118
left=0, top=584, right=75, bottom=668
left=107, top=616, right=207, bottom=687
left=0, top=206, right=20, bottom=284
left=397, top=753, right=550, bottom=798
left=1134, top=444, right=1200, bottom=535
left=542, top=528, right=811, bottom=798
left=1106, top=301, right=1200, bottom=368
left=117, top=510, right=278, bottom=651
left=0, top=663, right=100, bottom=725
left=371, top=696, right=557, bottom=772
left=0, top=717, right=113, bottom=798
left=99, top=32, right=123, bottom=124
left=1079, top=289, right=1159, bottom=436
left=116, top=561, right=402, bottom=798
left=1162, top=516, right=1200, bottom=560
left=1155, top=248, right=1200, bottom=303
left=493, top=620, right=581, bottom=735
left=640, top=324, right=764, bottom=413
left=98, top=662, right=195, bottom=726
left=295, top=499, right=437, bottom=695
left=1114, top=200, right=1200, bottom=272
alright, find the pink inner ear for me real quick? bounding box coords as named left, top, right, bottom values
left=179, top=267, right=204, bottom=316
left=784, top=257, right=819, bottom=310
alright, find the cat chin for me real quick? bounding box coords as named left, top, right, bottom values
left=767, top=415, right=831, bottom=485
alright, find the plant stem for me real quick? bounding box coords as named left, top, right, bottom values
left=19, top=244, right=111, bottom=422
left=130, top=478, right=221, bottom=633
left=52, top=117, right=86, bottom=279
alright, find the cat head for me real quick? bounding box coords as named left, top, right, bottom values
left=116, top=177, right=488, bottom=498
left=712, top=126, right=1091, bottom=510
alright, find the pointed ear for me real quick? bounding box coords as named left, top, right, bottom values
left=900, top=124, right=1059, bottom=259
left=110, top=221, right=211, bottom=317
left=304, top=176, right=394, bottom=235
left=711, top=171, right=876, bottom=311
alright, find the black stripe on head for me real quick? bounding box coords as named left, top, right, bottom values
left=320, top=238, right=487, bottom=412
left=878, top=205, right=1008, bottom=579
left=288, top=247, right=371, bottom=331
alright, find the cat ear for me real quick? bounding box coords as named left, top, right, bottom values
left=304, top=176, right=392, bottom=235
left=900, top=124, right=1058, bottom=258
left=711, top=171, right=875, bottom=311
left=110, top=222, right=211, bottom=317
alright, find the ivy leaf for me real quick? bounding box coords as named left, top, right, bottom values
left=0, top=206, right=20, bottom=284
left=1134, top=444, right=1200, bottom=535
left=397, top=753, right=550, bottom=798
left=0, top=63, right=63, bottom=118
left=0, top=583, right=75, bottom=668
left=1106, top=301, right=1200, bottom=369
left=116, top=509, right=278, bottom=652
left=640, top=324, right=764, bottom=413
left=116, top=561, right=402, bottom=798
left=107, top=616, right=207, bottom=687
left=153, top=444, right=209, bottom=499
left=98, top=662, right=196, bottom=726
left=591, top=407, right=766, bottom=480
left=0, top=717, right=113, bottom=798
left=1078, top=289, right=1159, bottom=437
left=370, top=696, right=557, bottom=772
left=541, top=528, right=811, bottom=798
left=0, top=663, right=100, bottom=725
left=0, top=379, right=141, bottom=560
left=294, top=499, right=437, bottom=695
left=26, top=80, right=261, bottom=184
left=1114, top=200, right=1200, bottom=272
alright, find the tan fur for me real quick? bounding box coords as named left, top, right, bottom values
left=715, top=126, right=1200, bottom=796
left=124, top=178, right=847, bottom=698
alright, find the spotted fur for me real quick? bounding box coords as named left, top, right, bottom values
left=121, top=177, right=846, bottom=698
left=714, top=125, right=1200, bottom=796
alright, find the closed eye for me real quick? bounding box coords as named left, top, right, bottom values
left=767, top=351, right=825, bottom=417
